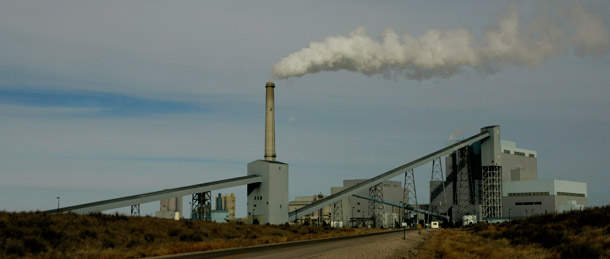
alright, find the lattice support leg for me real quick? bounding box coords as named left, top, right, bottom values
left=131, top=204, right=140, bottom=217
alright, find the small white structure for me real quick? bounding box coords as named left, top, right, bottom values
left=155, top=195, right=183, bottom=220
left=558, top=200, right=584, bottom=213
left=462, top=215, right=477, bottom=226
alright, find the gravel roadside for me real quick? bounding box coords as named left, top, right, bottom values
left=314, top=229, right=434, bottom=259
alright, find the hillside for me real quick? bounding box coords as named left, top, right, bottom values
left=417, top=206, right=610, bottom=258
left=0, top=211, right=378, bottom=258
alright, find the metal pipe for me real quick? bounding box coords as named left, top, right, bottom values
left=264, top=82, right=276, bottom=161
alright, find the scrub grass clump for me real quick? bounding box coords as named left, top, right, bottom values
left=0, top=211, right=379, bottom=258
left=417, top=206, right=610, bottom=259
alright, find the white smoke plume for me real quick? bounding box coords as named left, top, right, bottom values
left=272, top=3, right=610, bottom=80
left=449, top=126, right=471, bottom=141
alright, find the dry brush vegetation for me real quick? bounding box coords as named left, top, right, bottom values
left=417, top=206, right=610, bottom=259
left=0, top=211, right=378, bottom=258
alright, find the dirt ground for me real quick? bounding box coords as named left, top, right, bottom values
left=314, top=229, right=433, bottom=259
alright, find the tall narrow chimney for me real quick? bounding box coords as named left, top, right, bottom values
left=264, top=82, right=276, bottom=161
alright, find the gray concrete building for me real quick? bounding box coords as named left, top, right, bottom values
left=247, top=160, right=289, bottom=225
left=499, top=140, right=538, bottom=181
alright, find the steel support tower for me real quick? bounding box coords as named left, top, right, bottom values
left=368, top=182, right=384, bottom=228
left=192, top=191, right=211, bottom=220
left=430, top=157, right=448, bottom=217
left=482, top=166, right=502, bottom=218
left=401, top=176, right=407, bottom=225
left=332, top=200, right=343, bottom=227
left=130, top=204, right=140, bottom=216
left=455, top=146, right=472, bottom=219
left=404, top=169, right=419, bottom=226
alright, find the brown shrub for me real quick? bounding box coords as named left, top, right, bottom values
left=464, top=206, right=610, bottom=258
left=0, top=211, right=380, bottom=258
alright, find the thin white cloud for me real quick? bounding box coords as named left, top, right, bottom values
left=0, top=104, right=107, bottom=116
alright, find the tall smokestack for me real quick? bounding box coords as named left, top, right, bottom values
left=264, top=82, right=276, bottom=161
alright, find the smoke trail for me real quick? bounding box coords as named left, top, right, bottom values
left=449, top=126, right=471, bottom=141
left=272, top=3, right=610, bottom=80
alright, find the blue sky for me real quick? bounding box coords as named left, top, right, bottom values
left=1, top=1, right=609, bottom=217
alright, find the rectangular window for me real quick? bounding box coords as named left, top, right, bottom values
left=528, top=154, right=535, bottom=158
left=514, top=151, right=525, bottom=156
left=504, top=150, right=511, bottom=154
left=515, top=201, right=542, bottom=206
left=557, top=192, right=585, bottom=197
left=508, top=192, right=549, bottom=197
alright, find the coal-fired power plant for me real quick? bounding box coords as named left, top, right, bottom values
left=45, top=81, right=586, bottom=228
left=264, top=82, right=277, bottom=161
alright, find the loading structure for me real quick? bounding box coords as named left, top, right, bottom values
left=289, top=126, right=502, bottom=224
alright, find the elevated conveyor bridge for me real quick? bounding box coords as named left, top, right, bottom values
left=352, top=194, right=449, bottom=220
left=47, top=175, right=262, bottom=214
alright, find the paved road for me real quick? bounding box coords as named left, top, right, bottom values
left=159, top=230, right=415, bottom=259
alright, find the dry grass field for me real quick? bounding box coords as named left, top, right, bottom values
left=417, top=206, right=610, bottom=259
left=416, top=228, right=554, bottom=258
left=0, top=211, right=379, bottom=258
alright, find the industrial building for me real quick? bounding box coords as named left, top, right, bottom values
left=205, top=193, right=237, bottom=223
left=503, top=180, right=587, bottom=218
left=155, top=195, right=183, bottom=220
left=330, top=180, right=404, bottom=228
left=215, top=193, right=236, bottom=219
left=430, top=137, right=588, bottom=225
left=288, top=194, right=330, bottom=225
